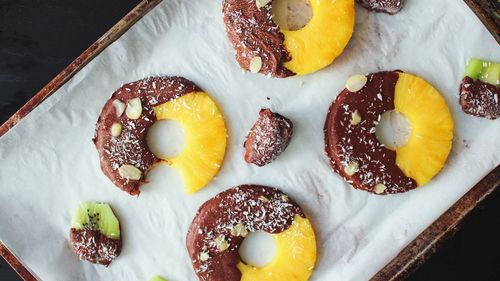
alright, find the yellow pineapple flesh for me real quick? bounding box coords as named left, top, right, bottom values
left=153, top=92, right=227, bottom=194
left=237, top=215, right=317, bottom=281
left=282, top=0, right=355, bottom=75
left=394, top=73, right=454, bottom=186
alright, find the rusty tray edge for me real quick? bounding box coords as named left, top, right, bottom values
left=372, top=1, right=500, bottom=278
left=0, top=1, right=162, bottom=280
left=0, top=0, right=162, bottom=138
left=0, top=0, right=498, bottom=280
left=371, top=166, right=500, bottom=281
left=463, top=0, right=500, bottom=43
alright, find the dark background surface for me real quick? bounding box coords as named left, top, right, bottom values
left=0, top=0, right=499, bottom=280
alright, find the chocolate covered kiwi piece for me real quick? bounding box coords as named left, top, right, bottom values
left=465, top=58, right=500, bottom=86
left=70, top=202, right=122, bottom=265
left=71, top=202, right=120, bottom=239
left=460, top=58, right=500, bottom=119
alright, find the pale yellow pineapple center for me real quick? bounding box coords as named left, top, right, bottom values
left=272, top=0, right=313, bottom=31
left=237, top=215, right=317, bottom=281
left=375, top=110, right=411, bottom=150
left=153, top=92, right=227, bottom=194
left=281, top=0, right=355, bottom=75
left=239, top=230, right=276, bottom=267
left=394, top=73, right=454, bottom=186
left=147, top=119, right=186, bottom=159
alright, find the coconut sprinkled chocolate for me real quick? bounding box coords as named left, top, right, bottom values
left=324, top=71, right=417, bottom=194
left=459, top=76, right=500, bottom=120
left=70, top=228, right=121, bottom=266
left=223, top=0, right=294, bottom=77
left=186, top=185, right=304, bottom=281
left=93, top=76, right=200, bottom=195
left=244, top=108, right=293, bottom=166
left=356, top=0, right=404, bottom=14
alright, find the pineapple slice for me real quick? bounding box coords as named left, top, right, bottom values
left=394, top=73, right=454, bottom=186
left=282, top=0, right=355, bottom=75
left=237, top=215, right=316, bottom=281
left=153, top=92, right=227, bottom=194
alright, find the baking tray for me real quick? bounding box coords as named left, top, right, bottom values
left=0, top=0, right=498, bottom=280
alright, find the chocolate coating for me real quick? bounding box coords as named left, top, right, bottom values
left=324, top=71, right=417, bottom=194
left=186, top=185, right=305, bottom=281
left=357, top=0, right=404, bottom=14
left=459, top=76, right=500, bottom=120
left=93, top=76, right=200, bottom=195
left=244, top=108, right=293, bottom=166
left=70, top=228, right=121, bottom=266
left=223, top=0, right=294, bottom=77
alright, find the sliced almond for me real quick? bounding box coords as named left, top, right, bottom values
left=256, top=0, right=272, bottom=9
left=214, top=235, right=229, bottom=252
left=258, top=195, right=269, bottom=202
left=118, top=164, right=142, bottom=180
left=199, top=251, right=210, bottom=262
left=111, top=123, right=123, bottom=137
left=281, top=195, right=289, bottom=202
left=249, top=56, right=263, bottom=73
left=230, top=223, right=248, bottom=237
left=374, top=183, right=387, bottom=194
left=346, top=74, right=368, bottom=92
left=351, top=110, right=362, bottom=125
left=344, top=161, right=359, bottom=176
left=125, top=97, right=142, bottom=120
left=112, top=100, right=126, bottom=117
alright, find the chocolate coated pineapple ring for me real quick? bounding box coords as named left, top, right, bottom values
left=93, top=76, right=227, bottom=195
left=187, top=185, right=316, bottom=281
left=222, top=0, right=355, bottom=77
left=324, top=71, right=453, bottom=194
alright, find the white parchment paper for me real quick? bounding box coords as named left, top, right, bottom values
left=0, top=0, right=499, bottom=280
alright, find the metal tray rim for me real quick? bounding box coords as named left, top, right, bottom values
left=0, top=0, right=498, bottom=280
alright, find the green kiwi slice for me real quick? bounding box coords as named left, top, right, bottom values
left=465, top=58, right=500, bottom=86
left=149, top=276, right=168, bottom=281
left=71, top=202, right=120, bottom=239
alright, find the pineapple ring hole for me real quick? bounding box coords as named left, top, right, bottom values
left=272, top=0, right=313, bottom=31
left=238, top=230, right=276, bottom=267
left=375, top=110, right=411, bottom=150
left=147, top=119, right=186, bottom=159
